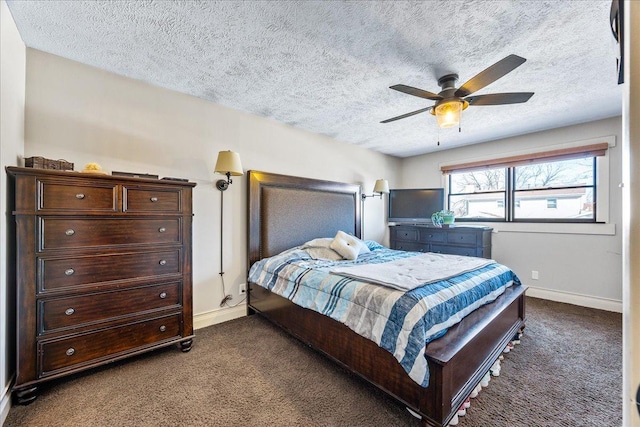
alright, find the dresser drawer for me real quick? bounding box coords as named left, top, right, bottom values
left=39, top=282, right=181, bottom=333
left=431, top=244, right=478, bottom=257
left=38, top=179, right=117, bottom=212
left=38, top=314, right=181, bottom=377
left=40, top=218, right=181, bottom=250
left=123, top=186, right=182, bottom=213
left=446, top=231, right=478, bottom=246
left=39, top=250, right=181, bottom=292
left=391, top=241, right=428, bottom=253
left=419, top=229, right=445, bottom=243
left=393, top=227, right=419, bottom=241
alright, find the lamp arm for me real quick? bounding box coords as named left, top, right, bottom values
left=216, top=172, right=232, bottom=191
left=362, top=192, right=383, bottom=200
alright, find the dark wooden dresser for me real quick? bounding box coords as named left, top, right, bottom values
left=6, top=167, right=196, bottom=404
left=389, top=224, right=492, bottom=258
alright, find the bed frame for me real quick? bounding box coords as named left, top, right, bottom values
left=246, top=171, right=526, bottom=427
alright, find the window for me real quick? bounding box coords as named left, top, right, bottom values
left=442, top=142, right=607, bottom=223
left=448, top=167, right=506, bottom=220
left=514, top=158, right=594, bottom=220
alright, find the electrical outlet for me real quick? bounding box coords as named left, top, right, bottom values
left=239, top=283, right=246, bottom=294
left=531, top=270, right=539, bottom=280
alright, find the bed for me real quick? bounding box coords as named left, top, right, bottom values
left=246, top=170, right=526, bottom=427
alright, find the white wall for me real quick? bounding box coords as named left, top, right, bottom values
left=401, top=117, right=623, bottom=311
left=23, top=49, right=401, bottom=326
left=0, top=0, right=26, bottom=422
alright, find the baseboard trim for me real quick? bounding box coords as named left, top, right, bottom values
left=193, top=304, right=247, bottom=330
left=1, top=386, right=11, bottom=426
left=526, top=286, right=622, bottom=313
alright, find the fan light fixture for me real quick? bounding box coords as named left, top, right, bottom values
left=434, top=100, right=464, bottom=129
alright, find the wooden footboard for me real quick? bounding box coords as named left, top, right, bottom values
left=248, top=283, right=526, bottom=427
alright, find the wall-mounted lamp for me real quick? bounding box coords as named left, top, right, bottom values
left=214, top=150, right=243, bottom=191
left=362, top=179, right=390, bottom=200
left=361, top=179, right=389, bottom=240
left=214, top=150, right=243, bottom=307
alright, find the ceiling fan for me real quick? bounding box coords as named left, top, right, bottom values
left=381, top=54, right=534, bottom=130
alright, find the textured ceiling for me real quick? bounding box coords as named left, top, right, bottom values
left=6, top=0, right=622, bottom=157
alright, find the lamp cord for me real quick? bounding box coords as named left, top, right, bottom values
left=218, top=184, right=246, bottom=308
left=219, top=189, right=230, bottom=307
left=220, top=187, right=224, bottom=278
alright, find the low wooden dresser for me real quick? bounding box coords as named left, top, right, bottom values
left=390, top=224, right=492, bottom=258
left=6, top=167, right=196, bottom=404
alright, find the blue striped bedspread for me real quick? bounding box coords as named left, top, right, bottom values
left=248, top=242, right=521, bottom=387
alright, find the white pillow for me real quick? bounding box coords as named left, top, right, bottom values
left=304, top=246, right=344, bottom=261
left=302, top=237, right=333, bottom=249
left=330, top=231, right=367, bottom=261
left=302, top=237, right=344, bottom=260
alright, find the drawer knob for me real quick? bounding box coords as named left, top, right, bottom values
left=159, top=292, right=167, bottom=299
left=65, top=308, right=75, bottom=316
left=75, top=193, right=85, bottom=199
left=66, top=348, right=75, bottom=356
left=159, top=325, right=167, bottom=332
left=65, top=229, right=75, bottom=236
left=159, top=259, right=167, bottom=266
left=429, top=234, right=433, bottom=238
left=158, top=227, right=166, bottom=233
left=65, top=268, right=75, bottom=276
left=150, top=197, right=158, bottom=202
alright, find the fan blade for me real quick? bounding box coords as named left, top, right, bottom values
left=380, top=107, right=432, bottom=123
left=455, top=55, right=527, bottom=98
left=390, top=84, right=443, bottom=100
left=466, top=92, right=534, bottom=106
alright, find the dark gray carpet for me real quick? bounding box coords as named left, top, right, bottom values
left=5, top=297, right=622, bottom=426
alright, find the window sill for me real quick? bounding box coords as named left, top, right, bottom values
left=460, top=221, right=616, bottom=236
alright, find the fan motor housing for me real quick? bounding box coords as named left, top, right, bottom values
left=437, top=73, right=459, bottom=90
left=430, top=73, right=469, bottom=115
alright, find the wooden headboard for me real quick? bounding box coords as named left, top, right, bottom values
left=247, top=171, right=361, bottom=267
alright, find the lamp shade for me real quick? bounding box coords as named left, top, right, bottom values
left=373, top=179, right=389, bottom=194
left=435, top=100, right=463, bottom=128
left=214, top=150, right=243, bottom=176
